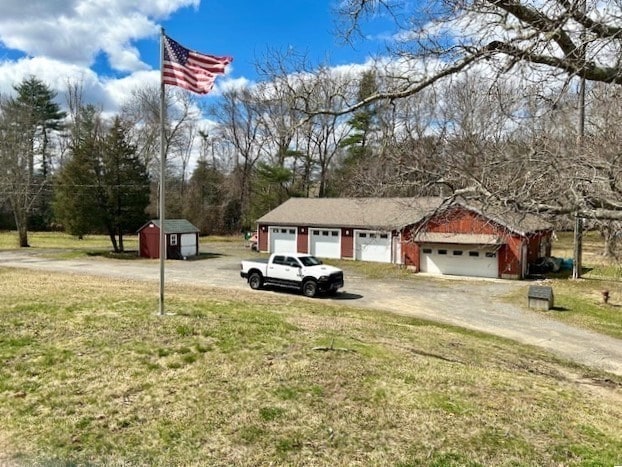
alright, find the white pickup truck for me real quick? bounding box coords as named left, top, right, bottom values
left=240, top=253, right=344, bottom=297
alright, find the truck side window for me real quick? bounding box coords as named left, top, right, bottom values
left=286, top=257, right=300, bottom=267
left=273, top=256, right=285, bottom=265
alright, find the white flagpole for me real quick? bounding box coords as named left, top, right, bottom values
left=159, top=28, right=167, bottom=316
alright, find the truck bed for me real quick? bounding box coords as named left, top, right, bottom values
left=242, top=258, right=269, bottom=264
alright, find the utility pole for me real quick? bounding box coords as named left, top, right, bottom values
left=572, top=0, right=586, bottom=280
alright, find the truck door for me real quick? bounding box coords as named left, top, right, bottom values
left=269, top=255, right=302, bottom=283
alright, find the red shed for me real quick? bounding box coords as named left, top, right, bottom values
left=137, top=219, right=200, bottom=260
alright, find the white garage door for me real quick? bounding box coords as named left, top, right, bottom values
left=310, top=229, right=341, bottom=259
left=270, top=227, right=297, bottom=253
left=355, top=231, right=392, bottom=263
left=420, top=245, right=499, bottom=278
left=180, top=233, right=197, bottom=257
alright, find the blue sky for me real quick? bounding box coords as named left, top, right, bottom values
left=0, top=0, right=392, bottom=112
left=160, top=1, right=378, bottom=79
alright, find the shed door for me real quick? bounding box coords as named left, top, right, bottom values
left=270, top=227, right=297, bottom=253
left=180, top=233, right=197, bottom=257
left=310, top=229, right=341, bottom=259
left=355, top=231, right=392, bottom=263
left=420, top=245, right=498, bottom=278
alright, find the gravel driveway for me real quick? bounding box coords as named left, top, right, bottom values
left=1, top=246, right=621, bottom=377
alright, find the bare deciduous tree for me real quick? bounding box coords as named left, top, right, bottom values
left=338, top=0, right=622, bottom=105
left=333, top=0, right=622, bottom=221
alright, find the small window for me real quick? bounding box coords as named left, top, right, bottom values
left=380, top=234, right=388, bottom=239
left=453, top=250, right=463, bottom=256
left=485, top=252, right=497, bottom=258
left=170, top=234, right=177, bottom=246
left=359, top=233, right=367, bottom=238
left=438, top=249, right=447, bottom=255
left=286, top=257, right=300, bottom=267
left=322, top=231, right=329, bottom=236
left=331, top=231, right=338, bottom=237
left=469, top=251, right=480, bottom=257
left=370, top=233, right=376, bottom=239
left=272, top=228, right=279, bottom=233
left=422, top=248, right=432, bottom=254
left=281, top=228, right=287, bottom=233
left=289, top=229, right=296, bottom=234
left=313, top=230, right=320, bottom=235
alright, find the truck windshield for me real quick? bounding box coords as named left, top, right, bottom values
left=299, top=256, right=323, bottom=267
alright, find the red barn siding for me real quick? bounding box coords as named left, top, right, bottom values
left=137, top=224, right=184, bottom=259
left=499, top=237, right=522, bottom=279
left=425, top=208, right=500, bottom=235
left=297, top=227, right=309, bottom=253
left=425, top=208, right=523, bottom=278
left=140, top=225, right=160, bottom=259
left=258, top=225, right=269, bottom=252
left=399, top=206, right=550, bottom=279
left=341, top=228, right=354, bottom=258
left=401, top=229, right=420, bottom=270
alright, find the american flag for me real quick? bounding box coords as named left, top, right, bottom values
left=162, top=34, right=233, bottom=95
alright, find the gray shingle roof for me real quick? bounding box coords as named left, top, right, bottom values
left=257, top=197, right=553, bottom=234
left=147, top=219, right=199, bottom=234
left=257, top=197, right=443, bottom=230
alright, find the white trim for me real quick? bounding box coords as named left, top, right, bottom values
left=521, top=242, right=528, bottom=279
left=393, top=233, right=402, bottom=265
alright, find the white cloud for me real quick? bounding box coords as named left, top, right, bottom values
left=0, top=0, right=208, bottom=114
left=0, top=56, right=156, bottom=115
left=102, top=70, right=160, bottom=110
left=0, top=0, right=198, bottom=70
left=0, top=0, right=79, bottom=19
left=218, top=76, right=253, bottom=94
left=0, top=56, right=101, bottom=100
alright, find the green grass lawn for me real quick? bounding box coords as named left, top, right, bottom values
left=0, top=231, right=138, bottom=251
left=529, top=231, right=622, bottom=339
left=0, top=231, right=242, bottom=258
left=2, top=230, right=622, bottom=341
left=0, top=269, right=621, bottom=466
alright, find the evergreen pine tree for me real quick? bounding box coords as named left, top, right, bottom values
left=100, top=117, right=150, bottom=252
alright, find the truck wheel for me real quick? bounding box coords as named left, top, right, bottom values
left=248, top=272, right=263, bottom=290
left=302, top=280, right=317, bottom=298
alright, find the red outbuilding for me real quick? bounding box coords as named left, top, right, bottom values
left=255, top=197, right=553, bottom=280
left=137, top=219, right=200, bottom=260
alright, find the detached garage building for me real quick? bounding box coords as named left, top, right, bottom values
left=255, top=197, right=553, bottom=280
left=137, top=219, right=200, bottom=260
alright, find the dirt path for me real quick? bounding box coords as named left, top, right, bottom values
left=1, top=248, right=622, bottom=376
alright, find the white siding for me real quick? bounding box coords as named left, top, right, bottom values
left=180, top=233, right=197, bottom=257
